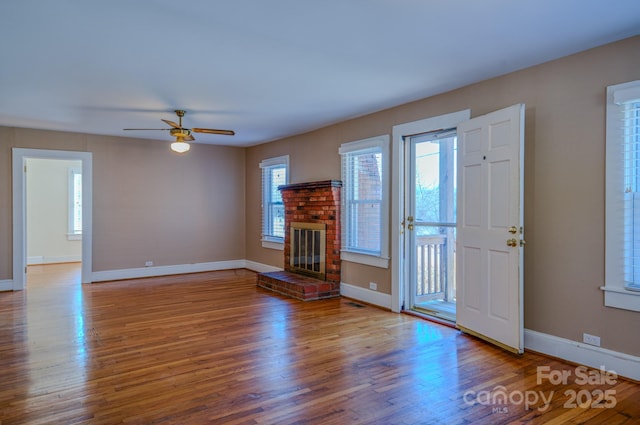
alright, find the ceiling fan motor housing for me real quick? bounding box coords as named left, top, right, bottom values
left=170, top=128, right=191, bottom=137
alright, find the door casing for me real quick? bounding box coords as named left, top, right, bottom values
left=12, top=148, right=93, bottom=290
left=391, top=110, right=470, bottom=312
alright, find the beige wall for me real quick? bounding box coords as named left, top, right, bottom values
left=1, top=36, right=638, bottom=357
left=26, top=158, right=82, bottom=263
left=0, top=128, right=246, bottom=275
left=245, top=36, right=640, bottom=356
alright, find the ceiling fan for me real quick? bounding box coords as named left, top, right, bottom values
left=124, top=109, right=234, bottom=153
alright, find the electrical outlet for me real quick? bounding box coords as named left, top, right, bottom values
left=583, top=333, right=601, bottom=347
left=369, top=282, right=377, bottom=291
left=145, top=261, right=153, bottom=267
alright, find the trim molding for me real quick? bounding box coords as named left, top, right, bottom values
left=92, top=260, right=247, bottom=282
left=524, top=329, right=640, bottom=381
left=260, top=240, right=284, bottom=251
left=341, top=251, right=389, bottom=269
left=600, top=286, right=640, bottom=312
left=244, top=260, right=283, bottom=273
left=0, top=280, right=13, bottom=291
left=340, top=282, right=392, bottom=310
left=3, top=259, right=285, bottom=290
left=28, top=255, right=82, bottom=265
left=27, top=256, right=43, bottom=265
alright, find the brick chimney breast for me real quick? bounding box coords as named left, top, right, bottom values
left=256, top=180, right=342, bottom=301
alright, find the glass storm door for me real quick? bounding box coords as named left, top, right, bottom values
left=406, top=130, right=457, bottom=319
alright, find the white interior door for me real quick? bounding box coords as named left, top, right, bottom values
left=456, top=104, right=524, bottom=353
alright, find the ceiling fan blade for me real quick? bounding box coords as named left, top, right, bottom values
left=123, top=128, right=170, bottom=131
left=192, top=128, right=235, bottom=136
left=185, top=134, right=196, bottom=141
left=161, top=119, right=180, bottom=128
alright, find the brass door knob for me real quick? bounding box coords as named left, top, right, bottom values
left=506, top=238, right=518, bottom=247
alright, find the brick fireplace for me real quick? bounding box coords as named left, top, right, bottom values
left=256, top=180, right=342, bottom=301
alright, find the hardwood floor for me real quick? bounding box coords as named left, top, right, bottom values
left=0, top=264, right=638, bottom=424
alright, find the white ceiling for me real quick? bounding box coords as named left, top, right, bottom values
left=1, top=1, right=639, bottom=147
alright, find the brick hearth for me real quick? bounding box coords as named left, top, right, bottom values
left=257, top=180, right=342, bottom=301
left=256, top=271, right=339, bottom=301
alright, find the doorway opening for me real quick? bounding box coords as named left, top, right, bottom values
left=12, top=148, right=93, bottom=290
left=392, top=106, right=524, bottom=353
left=25, top=158, right=83, bottom=287
left=390, top=109, right=470, bottom=316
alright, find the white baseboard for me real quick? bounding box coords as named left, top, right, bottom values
left=524, top=329, right=640, bottom=381
left=28, top=255, right=81, bottom=265
left=92, top=260, right=247, bottom=282
left=2, top=259, right=282, bottom=290
left=244, top=260, right=283, bottom=273
left=0, top=279, right=14, bottom=291
left=340, top=282, right=392, bottom=309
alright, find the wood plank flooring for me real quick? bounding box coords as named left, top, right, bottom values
left=0, top=264, right=638, bottom=424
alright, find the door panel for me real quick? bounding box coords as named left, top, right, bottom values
left=462, top=246, right=482, bottom=311
left=488, top=249, right=510, bottom=320
left=489, top=119, right=511, bottom=149
left=489, top=160, right=510, bottom=228
left=463, top=164, right=482, bottom=228
left=456, top=104, right=524, bottom=354
left=463, top=128, right=482, bottom=154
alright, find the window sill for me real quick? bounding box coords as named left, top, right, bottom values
left=600, top=285, right=640, bottom=312
left=341, top=250, right=389, bottom=268
left=67, top=233, right=82, bottom=241
left=261, top=239, right=284, bottom=251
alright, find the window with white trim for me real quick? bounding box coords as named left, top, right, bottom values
left=604, top=80, right=640, bottom=311
left=260, top=155, right=289, bottom=249
left=339, top=135, right=389, bottom=268
left=67, top=167, right=82, bottom=240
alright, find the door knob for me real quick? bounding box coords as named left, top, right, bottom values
left=406, top=216, right=414, bottom=230
left=508, top=226, right=518, bottom=234
left=506, top=238, right=518, bottom=247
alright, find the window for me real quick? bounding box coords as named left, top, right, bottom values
left=260, top=155, right=289, bottom=249
left=340, top=135, right=390, bottom=268
left=68, top=167, right=82, bottom=240
left=604, top=80, right=640, bottom=311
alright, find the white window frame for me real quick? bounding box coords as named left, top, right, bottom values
left=260, top=155, right=289, bottom=250
left=67, top=167, right=82, bottom=241
left=603, top=80, right=640, bottom=312
left=339, top=135, right=390, bottom=268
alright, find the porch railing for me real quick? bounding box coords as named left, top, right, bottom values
left=416, top=233, right=455, bottom=301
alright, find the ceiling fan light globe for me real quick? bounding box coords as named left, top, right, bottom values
left=171, top=141, right=190, bottom=153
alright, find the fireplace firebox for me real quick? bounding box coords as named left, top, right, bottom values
left=290, top=222, right=326, bottom=279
